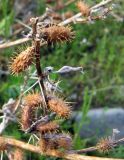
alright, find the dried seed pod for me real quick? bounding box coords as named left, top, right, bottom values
left=39, top=133, right=72, bottom=153
left=48, top=97, right=72, bottom=118
left=21, top=93, right=43, bottom=131
left=77, top=1, right=90, bottom=17
left=24, top=93, right=43, bottom=107
left=96, top=137, right=114, bottom=153
left=41, top=25, right=74, bottom=44
left=39, top=137, right=64, bottom=156
left=10, top=46, right=34, bottom=75
left=21, top=105, right=33, bottom=131
left=36, top=121, right=60, bottom=134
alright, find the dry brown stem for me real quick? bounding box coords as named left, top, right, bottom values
left=0, top=38, right=30, bottom=50
left=0, top=136, right=122, bottom=160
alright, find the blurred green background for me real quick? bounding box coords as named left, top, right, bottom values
left=0, top=0, right=124, bottom=159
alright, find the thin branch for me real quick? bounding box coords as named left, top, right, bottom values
left=15, top=19, right=31, bottom=30
left=91, top=0, right=113, bottom=10
left=111, top=12, right=124, bottom=22
left=0, top=38, right=30, bottom=50
left=38, top=79, right=47, bottom=108
left=76, top=147, right=97, bottom=154
left=22, top=80, right=39, bottom=95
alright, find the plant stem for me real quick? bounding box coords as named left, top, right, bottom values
left=31, top=18, right=48, bottom=107
left=0, top=136, right=122, bottom=160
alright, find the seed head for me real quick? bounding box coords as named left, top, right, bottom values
left=21, top=93, right=43, bottom=131
left=36, top=121, right=60, bottom=134
left=24, top=93, right=43, bottom=107
left=39, top=133, right=72, bottom=153
left=42, top=25, right=75, bottom=44
left=77, top=1, right=90, bottom=17
left=48, top=97, right=72, bottom=118
left=20, top=105, right=33, bottom=131
left=10, top=46, right=34, bottom=75
left=96, top=137, right=114, bottom=153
